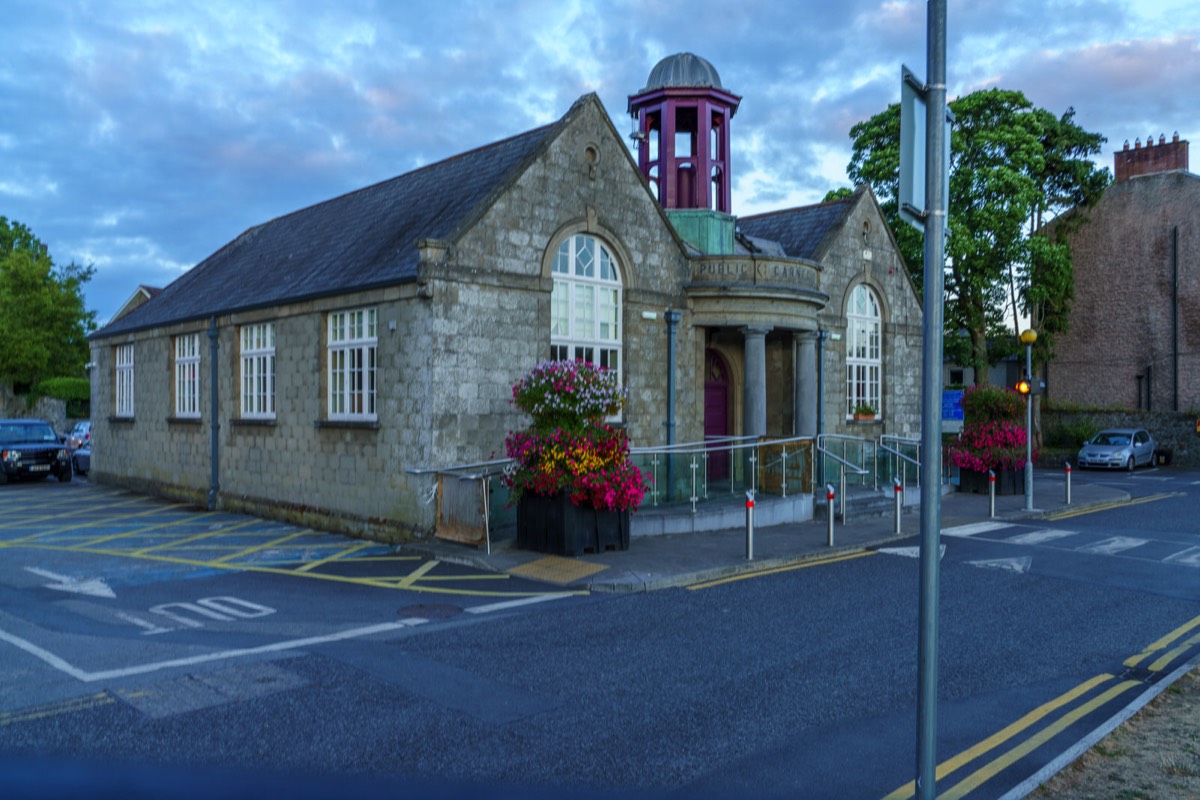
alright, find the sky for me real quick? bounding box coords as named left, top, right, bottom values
left=4, top=0, right=1198, bottom=326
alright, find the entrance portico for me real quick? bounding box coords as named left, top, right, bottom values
left=687, top=253, right=828, bottom=441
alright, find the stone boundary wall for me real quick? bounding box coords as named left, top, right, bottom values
left=1041, top=408, right=1200, bottom=467
left=0, top=384, right=72, bottom=432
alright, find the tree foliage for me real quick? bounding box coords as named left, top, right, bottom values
left=0, top=217, right=96, bottom=387
left=846, top=89, right=1109, bottom=380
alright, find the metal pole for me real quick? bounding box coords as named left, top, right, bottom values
left=1065, top=461, right=1072, bottom=505
left=745, top=490, right=755, bottom=560
left=916, top=2, right=948, bottom=795
left=826, top=483, right=836, bottom=546
left=894, top=478, right=903, bottom=535
left=989, top=469, right=996, bottom=518
left=1025, top=341, right=1034, bottom=512
left=840, top=464, right=847, bottom=523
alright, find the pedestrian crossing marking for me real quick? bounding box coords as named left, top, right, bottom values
left=1076, top=536, right=1148, bottom=555
left=1164, top=547, right=1200, bottom=568
left=1005, top=528, right=1077, bottom=546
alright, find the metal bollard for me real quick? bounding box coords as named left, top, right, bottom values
left=826, top=483, right=836, bottom=547
left=894, top=477, right=903, bottom=535
left=839, top=466, right=847, bottom=524
left=1064, top=461, right=1072, bottom=505
left=988, top=469, right=997, bottom=518
left=745, top=490, right=755, bottom=560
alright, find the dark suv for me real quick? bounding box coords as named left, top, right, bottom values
left=0, top=418, right=72, bottom=483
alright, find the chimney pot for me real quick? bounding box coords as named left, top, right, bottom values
left=1174, top=131, right=1180, bottom=142
left=1159, top=133, right=1166, bottom=145
left=1135, top=138, right=1141, bottom=148
left=1123, top=139, right=1130, bottom=150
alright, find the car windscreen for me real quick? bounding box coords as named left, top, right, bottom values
left=1092, top=433, right=1131, bottom=446
left=0, top=424, right=58, bottom=444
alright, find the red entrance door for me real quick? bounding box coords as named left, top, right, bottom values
left=704, top=349, right=731, bottom=480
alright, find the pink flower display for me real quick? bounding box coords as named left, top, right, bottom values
left=504, top=361, right=647, bottom=512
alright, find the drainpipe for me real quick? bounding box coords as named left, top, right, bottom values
left=1173, top=226, right=1179, bottom=411
left=207, top=316, right=220, bottom=511
left=664, top=308, right=681, bottom=501
left=816, top=328, right=827, bottom=484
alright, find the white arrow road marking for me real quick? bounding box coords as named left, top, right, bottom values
left=967, top=556, right=1033, bottom=574
left=1164, top=547, right=1200, bottom=568
left=1076, top=536, right=1147, bottom=556
left=24, top=567, right=116, bottom=599
left=1007, top=528, right=1078, bottom=546
left=943, top=522, right=1010, bottom=538
left=878, top=545, right=946, bottom=560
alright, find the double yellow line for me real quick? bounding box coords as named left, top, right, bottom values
left=885, top=610, right=1200, bottom=799
left=1046, top=491, right=1180, bottom=520
left=686, top=550, right=875, bottom=590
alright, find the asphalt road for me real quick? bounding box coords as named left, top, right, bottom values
left=1, top=470, right=1198, bottom=799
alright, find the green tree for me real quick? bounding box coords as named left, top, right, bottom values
left=0, top=217, right=96, bottom=387
left=846, top=89, right=1109, bottom=381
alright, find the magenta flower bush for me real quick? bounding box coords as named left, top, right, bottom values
left=504, top=360, right=647, bottom=512
left=947, top=385, right=1037, bottom=472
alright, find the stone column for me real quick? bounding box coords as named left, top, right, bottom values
left=741, top=326, right=771, bottom=437
left=794, top=331, right=818, bottom=436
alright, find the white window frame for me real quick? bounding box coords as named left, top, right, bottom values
left=549, top=234, right=622, bottom=380
left=846, top=284, right=882, bottom=418
left=240, top=322, right=276, bottom=419
left=115, top=344, right=134, bottom=417
left=174, top=334, right=201, bottom=418
left=327, top=308, right=377, bottom=421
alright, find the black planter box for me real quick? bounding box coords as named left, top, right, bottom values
left=959, top=466, right=1025, bottom=495
left=516, top=491, right=630, bottom=556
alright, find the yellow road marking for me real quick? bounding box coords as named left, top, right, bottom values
left=129, top=518, right=262, bottom=556
left=1124, top=611, right=1200, bottom=668
left=0, top=496, right=177, bottom=531
left=1147, top=631, right=1200, bottom=673
left=1046, top=492, right=1179, bottom=520
left=10, top=541, right=560, bottom=597
left=687, top=550, right=875, bottom=590
left=1, top=691, right=113, bottom=726
left=0, top=503, right=202, bottom=547
left=937, top=680, right=1140, bottom=799
left=212, top=531, right=313, bottom=563
left=395, top=559, right=439, bottom=588
left=294, top=542, right=378, bottom=572
left=882, top=673, right=1115, bottom=800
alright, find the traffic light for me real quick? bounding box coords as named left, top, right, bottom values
left=1015, top=376, right=1032, bottom=396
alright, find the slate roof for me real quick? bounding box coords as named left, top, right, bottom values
left=736, top=194, right=856, bottom=261
left=95, top=115, right=565, bottom=338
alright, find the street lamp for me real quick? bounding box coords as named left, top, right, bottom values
left=1019, top=328, right=1037, bottom=511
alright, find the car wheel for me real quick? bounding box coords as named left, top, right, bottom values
left=57, top=469, right=72, bottom=483
left=1149, top=450, right=1157, bottom=467
left=1126, top=456, right=1135, bottom=472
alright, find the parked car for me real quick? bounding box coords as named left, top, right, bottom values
left=1077, top=428, right=1156, bottom=471
left=72, top=442, right=91, bottom=476
left=0, top=418, right=73, bottom=483
left=66, top=420, right=92, bottom=451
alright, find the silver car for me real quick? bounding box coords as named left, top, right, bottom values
left=1077, top=428, right=1156, bottom=471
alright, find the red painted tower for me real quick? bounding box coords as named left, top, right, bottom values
left=628, top=53, right=741, bottom=214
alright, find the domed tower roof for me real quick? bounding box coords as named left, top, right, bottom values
left=639, top=52, right=724, bottom=93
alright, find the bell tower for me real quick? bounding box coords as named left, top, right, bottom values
left=628, top=53, right=741, bottom=214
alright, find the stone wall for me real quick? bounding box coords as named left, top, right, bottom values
left=816, top=192, right=925, bottom=440
left=1042, top=408, right=1200, bottom=467
left=0, top=384, right=71, bottom=432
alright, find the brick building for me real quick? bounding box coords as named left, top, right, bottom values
left=1048, top=133, right=1198, bottom=411
left=88, top=54, right=923, bottom=541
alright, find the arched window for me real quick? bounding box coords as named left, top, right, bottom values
left=550, top=234, right=622, bottom=378
left=846, top=284, right=882, bottom=417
